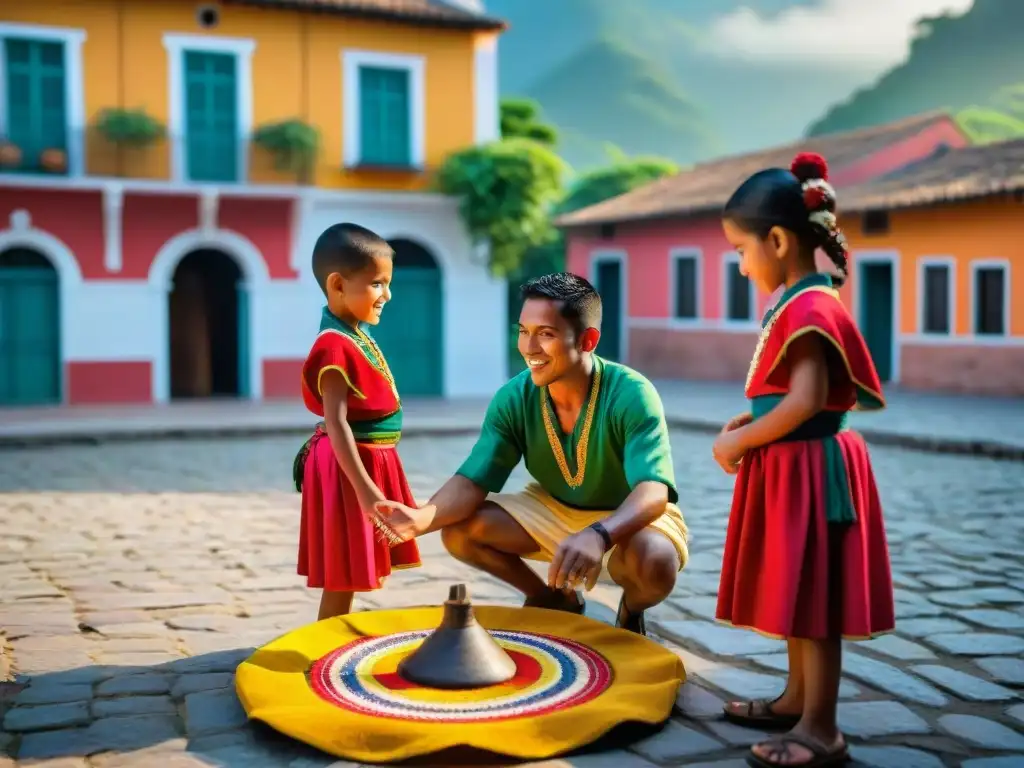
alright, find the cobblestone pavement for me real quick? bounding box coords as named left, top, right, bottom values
left=1, top=433, right=1023, bottom=767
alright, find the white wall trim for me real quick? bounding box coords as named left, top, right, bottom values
left=472, top=34, right=499, bottom=144
left=853, top=249, right=901, bottom=384
left=102, top=184, right=124, bottom=272
left=668, top=246, right=703, bottom=325
left=0, top=209, right=85, bottom=404
left=589, top=249, right=628, bottom=364
left=341, top=49, right=426, bottom=168
left=162, top=32, right=256, bottom=185
left=916, top=255, right=956, bottom=336
left=720, top=250, right=758, bottom=329
left=969, top=257, right=1012, bottom=337
left=0, top=21, right=87, bottom=178
left=901, top=333, right=1024, bottom=348
left=148, top=228, right=270, bottom=403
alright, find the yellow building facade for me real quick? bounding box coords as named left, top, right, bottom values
left=0, top=0, right=508, bottom=407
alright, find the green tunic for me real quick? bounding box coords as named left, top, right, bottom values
left=457, top=357, right=678, bottom=509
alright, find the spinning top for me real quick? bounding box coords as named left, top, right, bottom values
left=397, top=584, right=517, bottom=689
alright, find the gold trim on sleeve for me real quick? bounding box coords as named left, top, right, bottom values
left=318, top=365, right=367, bottom=400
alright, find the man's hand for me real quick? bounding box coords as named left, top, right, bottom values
left=548, top=528, right=606, bottom=592
left=373, top=500, right=436, bottom=542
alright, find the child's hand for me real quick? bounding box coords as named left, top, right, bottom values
left=373, top=500, right=434, bottom=542
left=712, top=430, right=746, bottom=474
left=720, top=412, right=753, bottom=434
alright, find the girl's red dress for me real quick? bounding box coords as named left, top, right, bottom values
left=295, top=320, right=421, bottom=592
left=716, top=275, right=895, bottom=640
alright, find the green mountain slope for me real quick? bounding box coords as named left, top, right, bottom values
left=808, top=0, right=1024, bottom=137
left=525, top=37, right=723, bottom=171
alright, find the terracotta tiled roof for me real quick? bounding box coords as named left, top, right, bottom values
left=839, top=138, right=1024, bottom=212
left=555, top=111, right=955, bottom=229
left=223, top=0, right=506, bottom=30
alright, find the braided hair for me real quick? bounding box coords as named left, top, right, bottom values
left=723, top=152, right=851, bottom=286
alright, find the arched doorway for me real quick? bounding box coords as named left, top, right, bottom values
left=168, top=249, right=247, bottom=399
left=0, top=247, right=61, bottom=405
left=372, top=239, right=444, bottom=397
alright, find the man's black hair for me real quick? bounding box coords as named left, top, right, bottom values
left=311, top=222, right=393, bottom=294
left=520, top=272, right=602, bottom=337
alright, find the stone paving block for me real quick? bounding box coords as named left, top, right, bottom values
left=528, top=751, right=656, bottom=767
left=938, top=714, right=1024, bottom=750
left=167, top=648, right=253, bottom=674
left=674, top=682, right=725, bottom=719
left=3, top=701, right=91, bottom=732
left=170, top=671, right=235, bottom=698
left=852, top=745, right=945, bottom=768
left=655, top=620, right=785, bottom=657
left=95, top=673, right=171, bottom=697
left=1007, top=703, right=1024, bottom=726
left=87, top=713, right=181, bottom=753
left=893, top=617, right=971, bottom=637
left=184, top=687, right=248, bottom=736
left=704, top=719, right=770, bottom=746
left=13, top=682, right=93, bottom=705
left=692, top=666, right=784, bottom=701
left=930, top=588, right=1024, bottom=607
left=855, top=634, right=936, bottom=660
left=15, top=728, right=93, bottom=760
left=836, top=701, right=930, bottom=738
left=630, top=720, right=724, bottom=762
left=927, top=633, right=1024, bottom=656
left=840, top=652, right=947, bottom=706
left=741, top=653, right=862, bottom=698
left=959, top=609, right=1024, bottom=630
left=91, top=694, right=176, bottom=717
left=911, top=664, right=1018, bottom=702
left=976, top=657, right=1024, bottom=686
left=961, top=758, right=1024, bottom=768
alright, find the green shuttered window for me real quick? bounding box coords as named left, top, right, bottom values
left=358, top=66, right=411, bottom=167
left=3, top=37, right=68, bottom=174
left=184, top=50, right=239, bottom=182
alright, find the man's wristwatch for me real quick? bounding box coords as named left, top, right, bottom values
left=589, top=522, right=613, bottom=552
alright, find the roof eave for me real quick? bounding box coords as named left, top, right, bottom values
left=223, top=0, right=508, bottom=31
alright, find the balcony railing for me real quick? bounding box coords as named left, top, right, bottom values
left=0, top=127, right=316, bottom=186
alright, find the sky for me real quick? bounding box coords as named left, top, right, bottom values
left=707, top=0, right=976, bottom=72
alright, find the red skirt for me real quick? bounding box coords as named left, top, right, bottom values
left=716, top=431, right=895, bottom=639
left=297, top=428, right=421, bottom=591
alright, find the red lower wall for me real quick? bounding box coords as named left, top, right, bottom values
left=67, top=362, right=152, bottom=404
left=262, top=359, right=304, bottom=399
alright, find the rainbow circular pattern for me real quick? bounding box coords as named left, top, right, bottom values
left=309, top=629, right=613, bottom=722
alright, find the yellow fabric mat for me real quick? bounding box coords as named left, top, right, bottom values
left=235, top=605, right=684, bottom=763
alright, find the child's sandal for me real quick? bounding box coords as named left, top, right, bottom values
left=746, top=733, right=850, bottom=767
left=723, top=698, right=801, bottom=730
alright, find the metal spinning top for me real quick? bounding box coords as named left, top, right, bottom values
left=397, top=584, right=518, bottom=689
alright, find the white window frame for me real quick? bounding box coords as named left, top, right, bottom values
left=669, top=246, right=702, bottom=324
left=342, top=49, right=425, bottom=169
left=0, top=22, right=87, bottom=178
left=917, top=255, right=956, bottom=336
left=970, top=258, right=1011, bottom=337
left=163, top=33, right=256, bottom=185
left=721, top=251, right=757, bottom=328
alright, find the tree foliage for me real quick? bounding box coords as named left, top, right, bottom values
left=555, top=156, right=678, bottom=217
left=435, top=137, right=567, bottom=277
left=955, top=107, right=1024, bottom=145
left=499, top=97, right=559, bottom=146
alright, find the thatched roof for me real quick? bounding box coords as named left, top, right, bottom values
left=223, top=0, right=506, bottom=30
left=555, top=112, right=955, bottom=229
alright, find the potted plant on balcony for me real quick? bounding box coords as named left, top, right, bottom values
left=0, top=140, right=21, bottom=168
left=94, top=107, right=165, bottom=148
left=252, top=119, right=319, bottom=183
left=40, top=148, right=67, bottom=172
